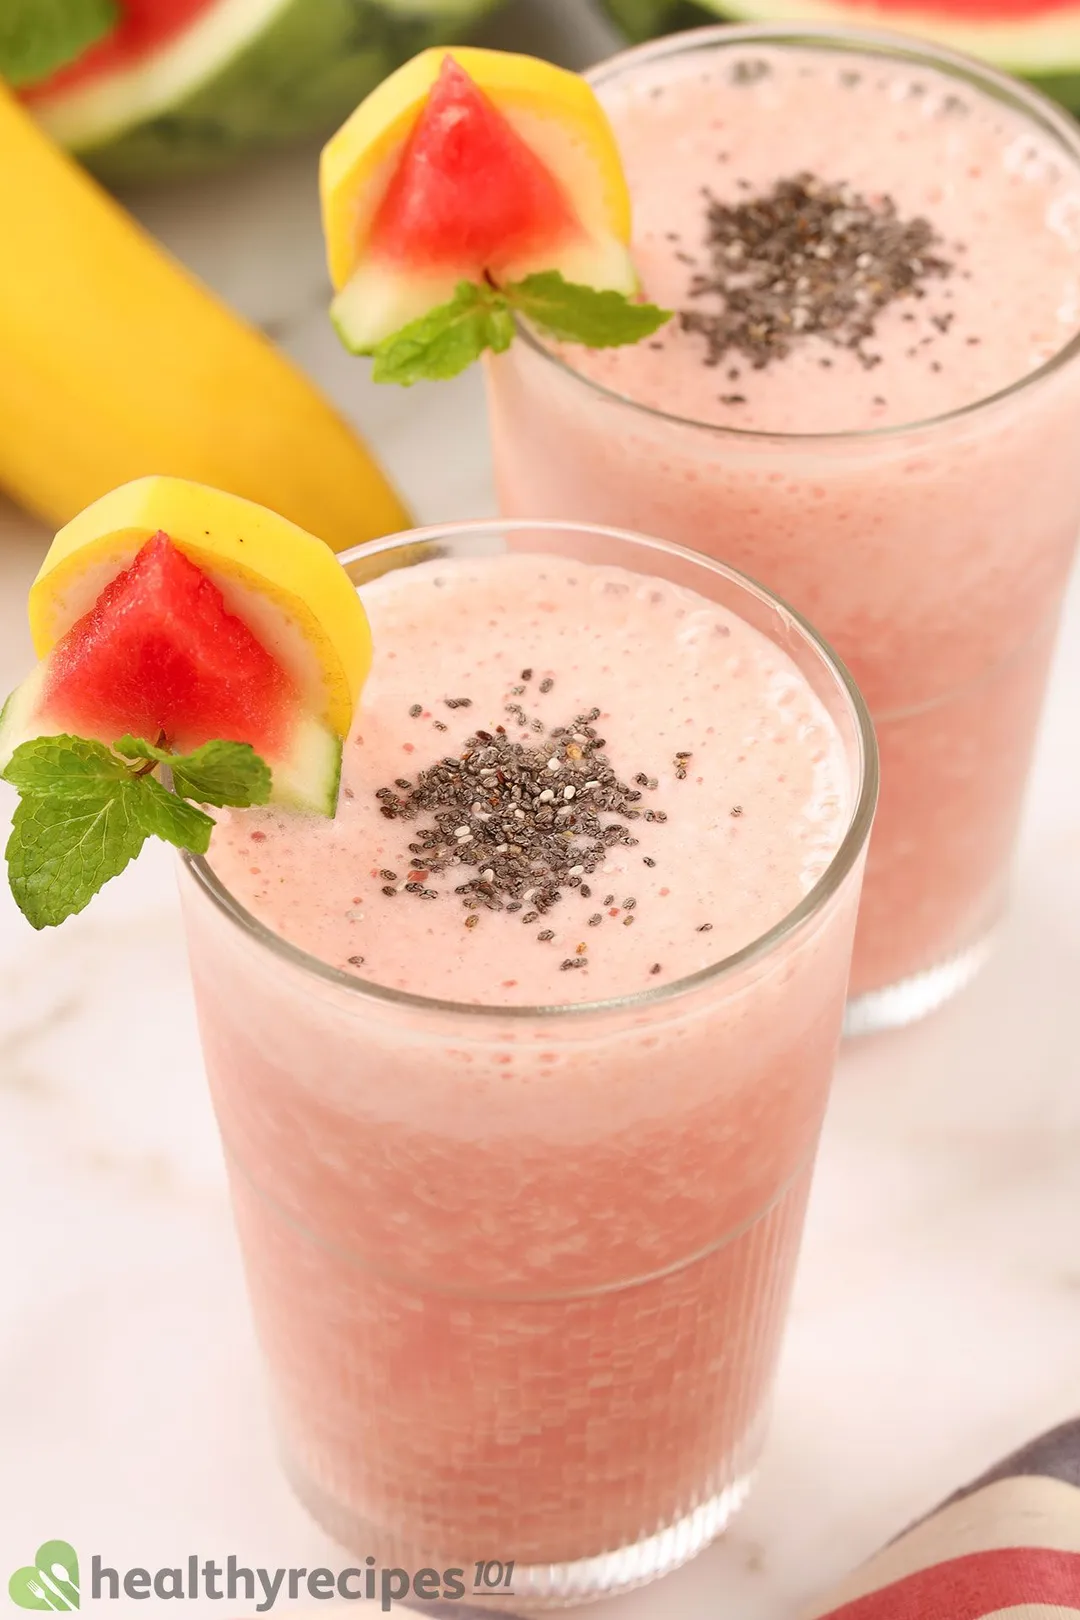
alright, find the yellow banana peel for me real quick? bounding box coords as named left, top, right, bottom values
left=0, top=84, right=410, bottom=554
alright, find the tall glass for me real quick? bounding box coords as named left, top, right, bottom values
left=487, top=24, right=1080, bottom=1034
left=179, top=521, right=876, bottom=1606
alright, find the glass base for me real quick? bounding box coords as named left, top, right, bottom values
left=844, top=927, right=997, bottom=1037
left=284, top=1452, right=754, bottom=1612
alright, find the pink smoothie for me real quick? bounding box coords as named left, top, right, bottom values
left=569, top=47, right=1080, bottom=434
left=209, top=553, right=850, bottom=1003
left=181, top=538, right=870, bottom=1594
left=488, top=31, right=1080, bottom=1022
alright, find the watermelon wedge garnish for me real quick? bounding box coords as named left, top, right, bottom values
left=320, top=47, right=671, bottom=377
left=370, top=58, right=581, bottom=282
left=0, top=476, right=373, bottom=820
left=34, top=533, right=301, bottom=760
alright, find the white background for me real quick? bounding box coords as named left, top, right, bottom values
left=1, top=2, right=1079, bottom=1615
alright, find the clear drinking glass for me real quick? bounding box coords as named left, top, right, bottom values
left=487, top=24, right=1080, bottom=1035
left=179, top=521, right=876, bottom=1607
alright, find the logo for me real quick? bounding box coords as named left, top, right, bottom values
left=6, top=1544, right=517, bottom=1611
left=9, top=1542, right=80, bottom=1611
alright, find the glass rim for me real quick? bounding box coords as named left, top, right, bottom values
left=514, top=18, right=1080, bottom=447
left=183, top=518, right=878, bottom=1023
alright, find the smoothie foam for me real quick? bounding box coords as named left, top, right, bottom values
left=209, top=552, right=850, bottom=1004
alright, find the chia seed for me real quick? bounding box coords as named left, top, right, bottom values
left=373, top=688, right=673, bottom=951
left=680, top=171, right=952, bottom=372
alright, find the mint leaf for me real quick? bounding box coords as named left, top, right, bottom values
left=169, top=740, right=272, bottom=808
left=507, top=271, right=672, bottom=348
left=2, top=734, right=130, bottom=796
left=371, top=281, right=514, bottom=386
left=116, top=736, right=272, bottom=808
left=367, top=270, right=671, bottom=386
left=5, top=785, right=146, bottom=929
left=0, top=0, right=118, bottom=90
left=136, top=777, right=214, bottom=854
left=4, top=732, right=274, bottom=926
left=113, top=735, right=173, bottom=766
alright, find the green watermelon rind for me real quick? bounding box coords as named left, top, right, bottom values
left=271, top=713, right=343, bottom=817
left=0, top=668, right=344, bottom=819
left=0, top=669, right=46, bottom=778
left=598, top=0, right=1080, bottom=113
left=33, top=0, right=506, bottom=183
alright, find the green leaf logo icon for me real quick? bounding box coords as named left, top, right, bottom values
left=9, top=1541, right=79, bottom=1610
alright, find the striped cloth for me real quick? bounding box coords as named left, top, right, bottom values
left=809, top=1419, right=1080, bottom=1619
left=418, top=1419, right=1080, bottom=1617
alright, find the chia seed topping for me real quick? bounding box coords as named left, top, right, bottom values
left=372, top=690, right=678, bottom=950
left=680, top=171, right=952, bottom=371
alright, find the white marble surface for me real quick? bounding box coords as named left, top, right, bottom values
left=2, top=2, right=1080, bottom=1614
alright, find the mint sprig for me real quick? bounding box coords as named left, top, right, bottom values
left=371, top=271, right=672, bottom=387
left=115, top=735, right=272, bottom=808
left=0, top=0, right=118, bottom=90
left=2, top=734, right=271, bottom=928
left=510, top=271, right=674, bottom=346
left=371, top=282, right=515, bottom=385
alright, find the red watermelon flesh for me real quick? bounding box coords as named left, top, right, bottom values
left=42, top=532, right=297, bottom=755
left=20, top=0, right=217, bottom=100
left=369, top=56, right=581, bottom=275
left=845, top=0, right=1070, bottom=17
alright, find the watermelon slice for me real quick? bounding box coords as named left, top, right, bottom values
left=0, top=532, right=343, bottom=815
left=323, top=49, right=638, bottom=354
left=16, top=0, right=506, bottom=183
left=372, top=58, right=579, bottom=272
left=600, top=0, right=1080, bottom=113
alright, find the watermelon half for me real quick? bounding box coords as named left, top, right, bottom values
left=600, top=0, right=1080, bottom=114
left=17, top=0, right=507, bottom=183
